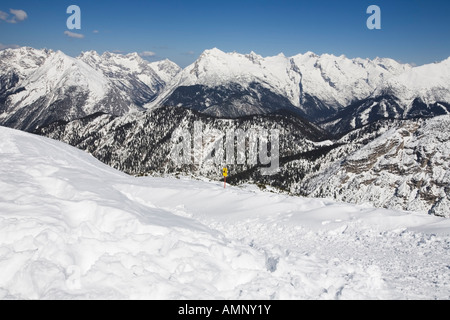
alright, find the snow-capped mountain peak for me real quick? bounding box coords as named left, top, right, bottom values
left=126, top=51, right=141, bottom=59
left=17, top=50, right=109, bottom=107
left=77, top=50, right=101, bottom=64
left=381, top=57, right=450, bottom=103
left=147, top=48, right=417, bottom=121
left=148, top=58, right=182, bottom=83
left=200, top=47, right=226, bottom=56
left=0, top=49, right=115, bottom=131
left=0, top=47, right=181, bottom=131
left=78, top=50, right=181, bottom=91
left=0, top=47, right=54, bottom=79
left=291, top=52, right=412, bottom=107
left=146, top=47, right=303, bottom=112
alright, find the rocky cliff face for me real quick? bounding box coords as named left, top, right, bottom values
left=303, top=116, right=450, bottom=217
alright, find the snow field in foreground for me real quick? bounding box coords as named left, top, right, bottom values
left=0, top=126, right=449, bottom=299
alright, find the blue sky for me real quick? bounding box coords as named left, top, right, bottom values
left=0, top=0, right=449, bottom=67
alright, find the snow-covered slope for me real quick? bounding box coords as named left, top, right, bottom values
left=1, top=126, right=449, bottom=299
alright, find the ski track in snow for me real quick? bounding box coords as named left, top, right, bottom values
left=0, top=126, right=449, bottom=300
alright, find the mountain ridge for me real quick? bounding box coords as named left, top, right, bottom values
left=0, top=47, right=181, bottom=131
left=2, top=46, right=450, bottom=131
left=147, top=47, right=420, bottom=122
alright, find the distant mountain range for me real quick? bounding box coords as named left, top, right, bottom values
left=1, top=46, right=449, bottom=217
left=0, top=47, right=180, bottom=131
left=2, top=47, right=450, bottom=132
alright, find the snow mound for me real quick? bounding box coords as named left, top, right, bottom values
left=0, top=127, right=449, bottom=299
